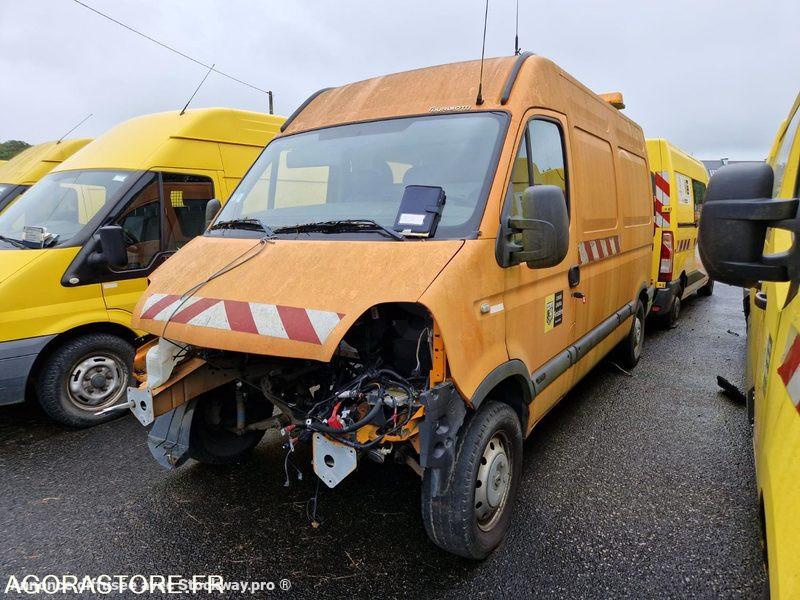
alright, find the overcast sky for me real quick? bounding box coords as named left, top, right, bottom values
left=1, top=0, right=797, bottom=160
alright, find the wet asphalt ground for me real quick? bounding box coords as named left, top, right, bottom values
left=0, top=284, right=765, bottom=599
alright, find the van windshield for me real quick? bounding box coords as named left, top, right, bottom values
left=0, top=170, right=134, bottom=247
left=214, top=112, right=507, bottom=239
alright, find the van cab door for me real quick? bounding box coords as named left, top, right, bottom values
left=100, top=171, right=218, bottom=316
left=750, top=96, right=800, bottom=598
left=749, top=98, right=800, bottom=424
left=501, top=113, right=578, bottom=422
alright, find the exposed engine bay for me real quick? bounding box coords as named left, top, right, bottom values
left=137, top=303, right=461, bottom=489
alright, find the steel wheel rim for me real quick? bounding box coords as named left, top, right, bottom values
left=66, top=353, right=127, bottom=411
left=475, top=431, right=512, bottom=532
left=633, top=313, right=644, bottom=360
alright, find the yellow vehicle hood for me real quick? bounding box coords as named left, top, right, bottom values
left=133, top=236, right=463, bottom=361
left=0, top=249, right=44, bottom=283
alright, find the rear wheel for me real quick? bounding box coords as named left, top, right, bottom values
left=657, top=290, right=682, bottom=329
left=697, top=278, right=715, bottom=297
left=617, top=300, right=646, bottom=369
left=421, top=401, right=522, bottom=559
left=188, top=384, right=272, bottom=465
left=36, top=333, right=134, bottom=428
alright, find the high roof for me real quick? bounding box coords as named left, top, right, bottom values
left=0, top=139, right=92, bottom=185
left=56, top=108, right=283, bottom=172
left=283, top=54, right=644, bottom=150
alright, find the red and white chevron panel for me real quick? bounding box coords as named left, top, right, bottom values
left=777, top=328, right=800, bottom=414
left=578, top=235, right=620, bottom=265
left=139, top=294, right=344, bottom=345
left=676, top=238, right=695, bottom=252
left=653, top=171, right=671, bottom=229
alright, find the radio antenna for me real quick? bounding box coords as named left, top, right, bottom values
left=56, top=114, right=92, bottom=144
left=514, top=0, right=520, bottom=55
left=476, top=0, right=489, bottom=105
left=180, top=63, right=215, bottom=116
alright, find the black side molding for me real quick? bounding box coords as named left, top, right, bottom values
left=280, top=87, right=333, bottom=132
left=500, top=51, right=533, bottom=105
left=531, top=300, right=635, bottom=394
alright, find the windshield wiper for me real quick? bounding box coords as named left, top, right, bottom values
left=273, top=219, right=404, bottom=240
left=0, top=234, right=27, bottom=249
left=209, top=217, right=274, bottom=235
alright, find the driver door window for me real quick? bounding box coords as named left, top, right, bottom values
left=114, top=172, right=214, bottom=272
left=507, top=118, right=569, bottom=244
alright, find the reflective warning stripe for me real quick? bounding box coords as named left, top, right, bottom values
left=578, top=235, right=620, bottom=265
left=139, top=293, right=344, bottom=345
left=778, top=331, right=800, bottom=413
left=653, top=171, right=671, bottom=227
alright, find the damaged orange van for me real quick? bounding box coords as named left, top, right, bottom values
left=121, top=54, right=654, bottom=558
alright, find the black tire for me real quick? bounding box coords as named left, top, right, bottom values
left=35, top=333, right=134, bottom=428
left=617, top=300, right=646, bottom=369
left=697, top=278, right=714, bottom=297
left=188, top=384, right=272, bottom=465
left=421, top=401, right=523, bottom=559
left=656, top=292, right=681, bottom=329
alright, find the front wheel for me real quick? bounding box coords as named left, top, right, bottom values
left=421, top=401, right=523, bottom=559
left=36, top=333, right=134, bottom=428
left=188, top=384, right=272, bottom=465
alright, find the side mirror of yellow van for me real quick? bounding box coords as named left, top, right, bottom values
left=88, top=225, right=128, bottom=269
left=698, top=163, right=799, bottom=288
left=505, top=185, right=569, bottom=269
left=205, top=198, right=222, bottom=229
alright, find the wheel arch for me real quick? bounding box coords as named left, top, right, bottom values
left=27, top=321, right=138, bottom=391
left=470, top=359, right=533, bottom=432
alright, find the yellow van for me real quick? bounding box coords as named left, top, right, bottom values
left=122, top=55, right=654, bottom=558
left=0, top=139, right=92, bottom=213
left=699, top=92, right=800, bottom=598
left=645, top=138, right=712, bottom=326
left=0, top=108, right=282, bottom=427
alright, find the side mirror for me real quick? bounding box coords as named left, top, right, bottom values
left=88, top=225, right=128, bottom=269
left=205, top=198, right=222, bottom=229
left=506, top=185, right=569, bottom=268
left=698, top=163, right=799, bottom=288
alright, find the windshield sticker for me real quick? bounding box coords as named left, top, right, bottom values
left=398, top=213, right=425, bottom=226
left=112, top=174, right=128, bottom=182
left=544, top=291, right=564, bottom=333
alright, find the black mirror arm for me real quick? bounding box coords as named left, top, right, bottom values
left=705, top=197, right=798, bottom=222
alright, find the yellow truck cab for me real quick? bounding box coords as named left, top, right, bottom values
left=0, top=139, right=92, bottom=214
left=125, top=54, right=654, bottom=559
left=646, top=138, right=712, bottom=326
left=699, top=92, right=800, bottom=598
left=0, top=108, right=282, bottom=427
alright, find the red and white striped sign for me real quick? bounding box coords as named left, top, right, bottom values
left=653, top=171, right=671, bottom=229
left=676, top=238, right=695, bottom=252
left=139, top=293, right=344, bottom=345
left=777, top=328, right=800, bottom=414
left=578, top=235, right=620, bottom=265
